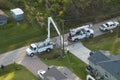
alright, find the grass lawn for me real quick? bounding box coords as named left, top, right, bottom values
left=0, top=20, right=47, bottom=54
left=82, top=29, right=120, bottom=55
left=0, top=0, right=48, bottom=54
left=0, top=63, right=39, bottom=80
left=38, top=50, right=87, bottom=80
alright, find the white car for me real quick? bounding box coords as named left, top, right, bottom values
left=37, top=70, right=46, bottom=79
left=99, top=21, right=119, bottom=31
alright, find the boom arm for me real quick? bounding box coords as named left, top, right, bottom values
left=46, top=17, right=63, bottom=45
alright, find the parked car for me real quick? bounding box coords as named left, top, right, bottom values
left=37, top=70, right=46, bottom=79
left=99, top=21, right=119, bottom=31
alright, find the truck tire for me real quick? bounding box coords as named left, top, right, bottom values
left=46, top=48, right=51, bottom=52
left=89, top=34, right=93, bottom=38
left=30, top=53, right=34, bottom=57
left=105, top=29, right=108, bottom=32
left=74, top=38, right=79, bottom=42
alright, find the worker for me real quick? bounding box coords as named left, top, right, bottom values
left=110, top=30, right=113, bottom=33
left=0, top=64, right=4, bottom=69
left=66, top=47, right=69, bottom=54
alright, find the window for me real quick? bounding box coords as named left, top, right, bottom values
left=34, top=47, right=36, bottom=50
left=113, top=23, right=115, bottom=26
left=0, top=21, right=3, bottom=25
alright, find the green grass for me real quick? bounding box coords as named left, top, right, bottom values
left=82, top=29, right=120, bottom=55
left=0, top=20, right=47, bottom=54
left=0, top=63, right=39, bottom=80
left=38, top=50, right=87, bottom=80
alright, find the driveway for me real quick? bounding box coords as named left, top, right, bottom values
left=0, top=46, right=48, bottom=76
left=65, top=42, right=91, bottom=64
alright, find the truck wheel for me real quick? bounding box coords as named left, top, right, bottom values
left=105, top=29, right=108, bottom=32
left=30, top=53, right=34, bottom=57
left=89, top=34, right=93, bottom=38
left=74, top=38, right=78, bottom=42
left=46, top=48, right=51, bottom=52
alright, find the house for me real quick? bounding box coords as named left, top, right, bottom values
left=10, top=8, right=24, bottom=21
left=41, top=66, right=80, bottom=80
left=88, top=51, right=110, bottom=69
left=88, top=50, right=120, bottom=80
left=0, top=10, right=7, bottom=26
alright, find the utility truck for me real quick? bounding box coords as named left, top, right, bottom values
left=67, top=24, right=94, bottom=42
left=26, top=17, right=63, bottom=57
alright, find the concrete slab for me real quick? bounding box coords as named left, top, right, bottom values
left=65, top=42, right=91, bottom=64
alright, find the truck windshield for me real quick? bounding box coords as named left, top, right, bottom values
left=30, top=45, right=34, bottom=50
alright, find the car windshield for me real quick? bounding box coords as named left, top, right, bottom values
left=81, top=29, right=86, bottom=34
left=101, top=25, right=106, bottom=28
left=105, top=23, right=109, bottom=27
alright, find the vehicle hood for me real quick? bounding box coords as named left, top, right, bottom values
left=114, top=21, right=119, bottom=25
left=26, top=48, right=33, bottom=55
left=89, top=29, right=94, bottom=34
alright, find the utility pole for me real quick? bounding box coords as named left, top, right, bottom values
left=59, top=20, right=65, bottom=57
left=62, top=20, right=65, bottom=56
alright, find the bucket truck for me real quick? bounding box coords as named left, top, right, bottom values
left=26, top=17, right=63, bottom=57
left=67, top=24, right=94, bottom=42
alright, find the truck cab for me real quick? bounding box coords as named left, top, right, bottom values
left=26, top=44, right=38, bottom=57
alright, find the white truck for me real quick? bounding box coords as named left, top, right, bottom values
left=99, top=21, right=119, bottom=31
left=26, top=41, right=54, bottom=57
left=26, top=17, right=63, bottom=57
left=67, top=24, right=94, bottom=42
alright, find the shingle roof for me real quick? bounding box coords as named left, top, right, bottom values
left=43, top=67, right=67, bottom=80
left=0, top=15, right=7, bottom=20
left=10, top=8, right=24, bottom=15
left=98, top=60, right=120, bottom=80
left=88, top=51, right=110, bottom=64
left=0, top=10, right=7, bottom=20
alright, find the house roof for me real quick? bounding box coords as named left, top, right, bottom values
left=88, top=51, right=110, bottom=64
left=43, top=67, right=67, bottom=80
left=0, top=15, right=7, bottom=20
left=10, top=8, right=24, bottom=15
left=0, top=10, right=7, bottom=20
left=98, top=60, right=120, bottom=80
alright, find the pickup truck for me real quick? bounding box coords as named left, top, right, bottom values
left=99, top=21, right=119, bottom=31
